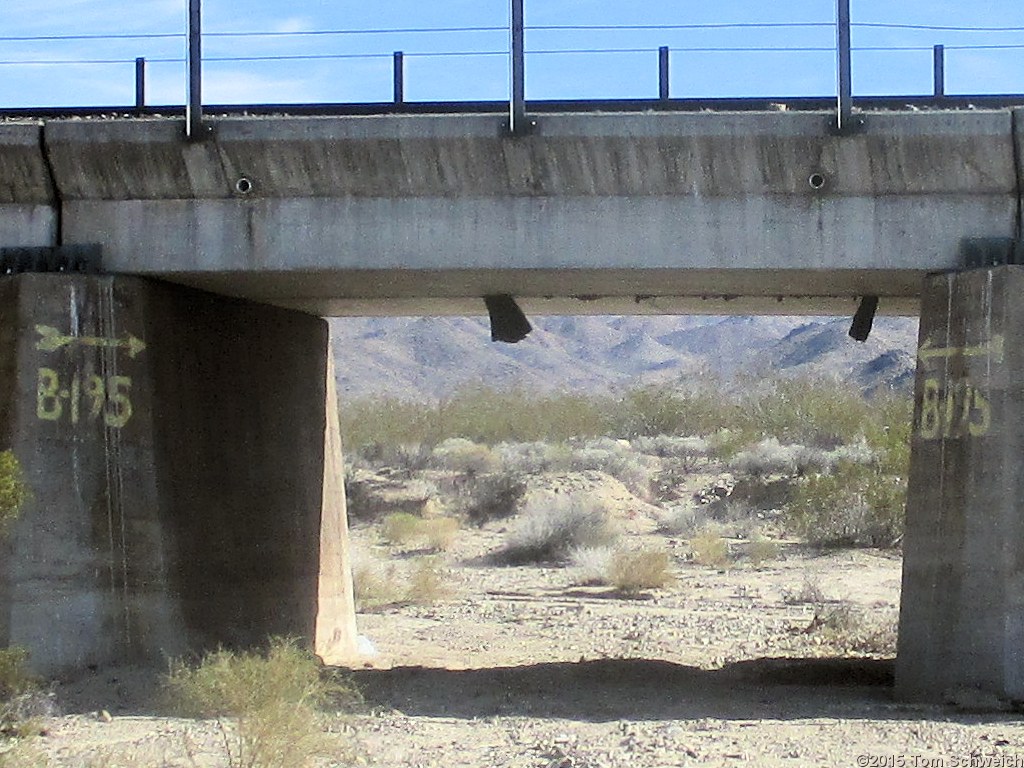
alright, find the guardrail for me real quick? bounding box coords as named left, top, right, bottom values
left=0, top=0, right=1021, bottom=126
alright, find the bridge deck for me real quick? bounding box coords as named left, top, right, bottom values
left=1, top=105, right=1021, bottom=316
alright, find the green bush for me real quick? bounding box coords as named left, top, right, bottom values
left=784, top=461, right=905, bottom=548
left=164, top=637, right=359, bottom=768
left=0, top=451, right=28, bottom=538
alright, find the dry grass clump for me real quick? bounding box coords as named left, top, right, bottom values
left=351, top=549, right=452, bottom=608
left=746, top=532, right=781, bottom=566
left=351, top=551, right=404, bottom=608
left=0, top=646, right=50, bottom=746
left=782, top=577, right=827, bottom=605
left=380, top=513, right=460, bottom=551
left=429, top=438, right=499, bottom=475
left=803, top=603, right=898, bottom=655
left=380, top=512, right=422, bottom=546
left=496, top=493, right=617, bottom=565
left=405, top=557, right=451, bottom=604
left=609, top=548, right=675, bottom=594
left=569, top=545, right=617, bottom=586
left=689, top=527, right=731, bottom=568
left=164, top=637, right=359, bottom=768
left=660, top=505, right=712, bottom=537
left=419, top=517, right=460, bottom=551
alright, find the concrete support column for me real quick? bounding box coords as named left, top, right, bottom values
left=896, top=265, right=1024, bottom=704
left=0, top=274, right=357, bottom=675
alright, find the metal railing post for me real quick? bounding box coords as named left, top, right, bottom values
left=393, top=51, right=404, bottom=103
left=835, top=0, right=853, bottom=132
left=509, top=0, right=527, bottom=134
left=933, top=44, right=945, bottom=97
left=187, top=0, right=203, bottom=139
left=135, top=57, right=146, bottom=110
left=658, top=46, right=670, bottom=101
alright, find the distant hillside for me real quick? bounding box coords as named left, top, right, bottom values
left=330, top=315, right=919, bottom=401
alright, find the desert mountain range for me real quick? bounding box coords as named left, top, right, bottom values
left=330, top=315, right=919, bottom=401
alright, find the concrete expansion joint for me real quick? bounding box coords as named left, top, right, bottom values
left=38, top=125, right=63, bottom=247
left=1012, top=109, right=1023, bottom=243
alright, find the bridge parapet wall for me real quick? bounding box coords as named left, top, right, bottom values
left=38, top=111, right=1017, bottom=200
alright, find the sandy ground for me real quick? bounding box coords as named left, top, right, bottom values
left=11, top=517, right=1024, bottom=768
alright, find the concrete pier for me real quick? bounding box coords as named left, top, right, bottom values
left=896, top=265, right=1024, bottom=704
left=0, top=274, right=356, bottom=675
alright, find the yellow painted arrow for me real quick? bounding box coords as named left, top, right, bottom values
left=917, top=333, right=1003, bottom=366
left=35, top=324, right=146, bottom=358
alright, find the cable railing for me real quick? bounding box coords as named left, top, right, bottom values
left=0, top=3, right=1022, bottom=118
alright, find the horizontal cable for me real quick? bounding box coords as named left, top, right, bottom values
left=1, top=21, right=1023, bottom=43
left=2, top=43, right=1023, bottom=66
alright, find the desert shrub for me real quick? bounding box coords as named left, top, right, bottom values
left=0, top=452, right=28, bottom=539
left=494, top=441, right=574, bottom=475
left=632, top=435, right=709, bottom=460
left=405, top=557, right=451, bottom=603
left=728, top=438, right=824, bottom=477
left=746, top=533, right=781, bottom=566
left=351, top=549, right=451, bottom=608
left=567, top=440, right=655, bottom=498
left=569, top=545, right=617, bottom=586
left=609, top=548, right=675, bottom=593
left=689, top=527, right=731, bottom=568
left=613, top=384, right=733, bottom=438
left=802, top=603, right=898, bottom=655
left=164, top=638, right=358, bottom=768
left=659, top=505, right=712, bottom=537
left=419, top=517, right=460, bottom=551
left=428, top=438, right=498, bottom=474
left=495, top=494, right=617, bottom=564
left=379, top=512, right=422, bottom=546
left=782, top=577, right=827, bottom=605
left=0, top=647, right=45, bottom=742
left=461, top=470, right=528, bottom=527
left=785, top=462, right=905, bottom=548
left=350, top=550, right=403, bottom=608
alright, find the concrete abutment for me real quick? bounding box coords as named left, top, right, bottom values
left=0, top=273, right=356, bottom=675
left=897, top=265, right=1024, bottom=704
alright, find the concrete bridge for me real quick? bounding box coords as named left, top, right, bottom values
left=1, top=104, right=1023, bottom=704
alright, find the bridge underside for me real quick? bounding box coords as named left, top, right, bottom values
left=162, top=268, right=923, bottom=317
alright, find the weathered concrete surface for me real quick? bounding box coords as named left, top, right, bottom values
left=896, top=265, right=1024, bottom=704
left=13, top=110, right=1016, bottom=316
left=0, top=123, right=55, bottom=247
left=0, top=274, right=356, bottom=674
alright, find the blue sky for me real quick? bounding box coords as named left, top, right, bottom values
left=0, top=0, right=1021, bottom=108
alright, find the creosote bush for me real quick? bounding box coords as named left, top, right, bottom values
left=164, top=637, right=360, bottom=768
left=785, top=461, right=905, bottom=548
left=461, top=470, right=528, bottom=527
